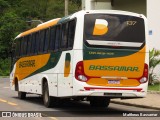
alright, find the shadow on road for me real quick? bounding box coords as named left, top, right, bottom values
left=11, top=95, right=136, bottom=117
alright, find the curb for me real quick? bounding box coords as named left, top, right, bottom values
left=111, top=100, right=160, bottom=110
left=148, top=91, right=160, bottom=94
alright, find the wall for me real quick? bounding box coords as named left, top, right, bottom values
left=112, top=0, right=146, bottom=15
left=147, top=0, right=160, bottom=77
left=82, top=0, right=146, bottom=16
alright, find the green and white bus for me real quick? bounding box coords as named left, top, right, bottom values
left=10, top=10, right=149, bottom=108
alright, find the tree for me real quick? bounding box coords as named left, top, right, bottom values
left=0, top=11, right=26, bottom=59
left=0, top=0, right=81, bottom=75
left=149, top=48, right=160, bottom=85
left=0, top=0, right=10, bottom=13
left=70, top=0, right=81, bottom=9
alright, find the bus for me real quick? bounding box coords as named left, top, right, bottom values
left=10, top=10, right=149, bottom=108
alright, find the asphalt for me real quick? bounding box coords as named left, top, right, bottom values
left=1, top=77, right=160, bottom=111
left=111, top=92, right=160, bottom=110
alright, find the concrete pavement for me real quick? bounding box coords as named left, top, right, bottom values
left=111, top=92, right=160, bottom=110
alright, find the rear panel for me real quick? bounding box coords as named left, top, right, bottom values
left=83, top=13, right=147, bottom=87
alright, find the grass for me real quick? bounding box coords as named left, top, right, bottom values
left=148, top=83, right=160, bottom=91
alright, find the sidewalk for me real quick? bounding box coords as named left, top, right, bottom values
left=111, top=92, right=160, bottom=110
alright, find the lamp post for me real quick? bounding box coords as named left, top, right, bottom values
left=65, top=0, right=69, bottom=16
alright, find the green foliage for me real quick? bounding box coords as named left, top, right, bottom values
left=0, top=11, right=26, bottom=59
left=0, top=0, right=10, bottom=13
left=0, top=58, right=10, bottom=76
left=149, top=48, right=160, bottom=85
left=148, top=83, right=160, bottom=91
left=0, top=0, right=81, bottom=76
left=70, top=0, right=81, bottom=9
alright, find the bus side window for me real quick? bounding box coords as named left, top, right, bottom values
left=35, top=32, right=39, bottom=54
left=15, top=39, right=21, bottom=57
left=31, top=33, right=36, bottom=55
left=44, top=28, right=50, bottom=52
left=49, top=27, right=56, bottom=51
left=20, top=37, right=25, bottom=56
left=39, top=30, right=45, bottom=53
left=68, top=20, right=76, bottom=49
left=61, top=23, right=68, bottom=50
left=27, top=35, right=32, bottom=55
left=55, top=25, right=61, bottom=51
left=23, top=37, right=28, bottom=56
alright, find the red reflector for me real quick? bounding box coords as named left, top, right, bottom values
left=75, top=61, right=89, bottom=82
left=84, top=87, right=142, bottom=92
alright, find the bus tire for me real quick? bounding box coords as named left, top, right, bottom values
left=18, top=91, right=26, bottom=99
left=15, top=78, right=26, bottom=99
left=90, top=97, right=110, bottom=108
left=43, top=81, right=54, bottom=108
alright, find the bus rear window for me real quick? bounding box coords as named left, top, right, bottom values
left=84, top=14, right=145, bottom=49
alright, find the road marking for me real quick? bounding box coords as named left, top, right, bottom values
left=7, top=102, right=18, bottom=106
left=0, top=98, right=17, bottom=106
left=42, top=113, right=58, bottom=120
left=49, top=117, right=58, bottom=120
left=3, top=87, right=10, bottom=89
left=0, top=98, right=7, bottom=102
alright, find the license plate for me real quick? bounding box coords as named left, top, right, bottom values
left=108, top=80, right=120, bottom=84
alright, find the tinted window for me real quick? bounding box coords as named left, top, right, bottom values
left=15, top=39, right=21, bottom=57
left=39, top=30, right=45, bottom=53
left=68, top=20, right=76, bottom=48
left=84, top=14, right=145, bottom=49
left=21, top=37, right=26, bottom=56
left=35, top=32, right=39, bottom=54
left=49, top=27, right=56, bottom=51
left=31, top=33, right=36, bottom=54
left=23, top=37, right=28, bottom=55
left=27, top=35, right=32, bottom=55
left=55, top=25, right=61, bottom=51
left=61, top=23, right=68, bottom=49
left=44, top=29, right=50, bottom=52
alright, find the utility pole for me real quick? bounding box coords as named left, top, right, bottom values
left=65, top=0, right=69, bottom=16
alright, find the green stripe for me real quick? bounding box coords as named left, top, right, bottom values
left=25, top=51, right=62, bottom=79
left=83, top=44, right=140, bottom=60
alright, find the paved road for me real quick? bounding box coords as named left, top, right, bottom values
left=0, top=78, right=159, bottom=120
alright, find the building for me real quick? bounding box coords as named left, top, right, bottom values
left=82, top=0, right=146, bottom=15
left=82, top=0, right=160, bottom=79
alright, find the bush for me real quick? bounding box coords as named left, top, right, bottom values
left=0, top=58, right=10, bottom=76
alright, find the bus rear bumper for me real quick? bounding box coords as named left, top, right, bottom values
left=74, top=87, right=147, bottom=98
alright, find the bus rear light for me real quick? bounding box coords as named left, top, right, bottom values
left=75, top=61, right=89, bottom=82
left=138, top=63, right=148, bottom=83
left=139, top=77, right=147, bottom=83
left=78, top=75, right=88, bottom=81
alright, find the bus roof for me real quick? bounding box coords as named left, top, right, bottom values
left=15, top=10, right=144, bottom=39
left=16, top=18, right=61, bottom=38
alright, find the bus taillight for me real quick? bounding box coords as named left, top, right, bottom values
left=75, top=61, right=89, bottom=82
left=139, top=63, right=148, bottom=83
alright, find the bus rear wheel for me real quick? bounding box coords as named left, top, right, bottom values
left=43, top=82, right=53, bottom=107
left=18, top=91, right=26, bottom=99
left=90, top=97, right=110, bottom=107
left=43, top=82, right=60, bottom=107
left=15, top=78, right=26, bottom=99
